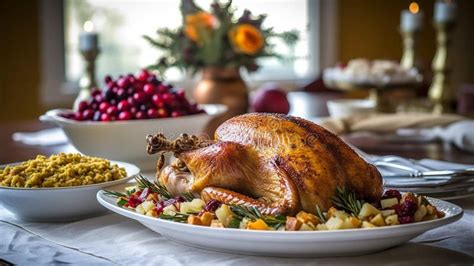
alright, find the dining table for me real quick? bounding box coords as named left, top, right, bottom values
left=1, top=120, right=473, bottom=265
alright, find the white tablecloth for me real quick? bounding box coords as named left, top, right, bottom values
left=1, top=174, right=473, bottom=265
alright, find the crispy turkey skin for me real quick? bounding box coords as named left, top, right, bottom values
left=147, top=113, right=383, bottom=216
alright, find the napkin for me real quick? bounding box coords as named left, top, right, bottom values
left=12, top=128, right=68, bottom=146
left=319, top=113, right=474, bottom=153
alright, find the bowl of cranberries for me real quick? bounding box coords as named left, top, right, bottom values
left=40, top=70, right=226, bottom=170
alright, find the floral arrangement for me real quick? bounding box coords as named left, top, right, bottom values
left=144, top=0, right=298, bottom=75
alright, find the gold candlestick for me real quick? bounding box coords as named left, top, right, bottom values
left=73, top=49, right=100, bottom=110
left=400, top=29, right=420, bottom=70
left=428, top=21, right=455, bottom=114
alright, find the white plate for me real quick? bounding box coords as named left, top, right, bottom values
left=0, top=161, right=139, bottom=222
left=97, top=183, right=463, bottom=257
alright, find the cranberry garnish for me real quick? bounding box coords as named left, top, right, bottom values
left=133, top=92, right=146, bottom=104
left=117, top=100, right=130, bottom=112
left=399, top=200, right=418, bottom=217
left=138, top=188, right=151, bottom=202
left=382, top=189, right=402, bottom=200
left=118, top=111, right=131, bottom=121
left=82, top=109, right=94, bottom=120
left=176, top=89, right=186, bottom=99
left=94, top=94, right=104, bottom=103
left=106, top=106, right=118, bottom=116
left=135, top=111, right=147, bottom=120
left=399, top=216, right=414, bottom=224
left=138, top=69, right=150, bottom=82
left=117, top=77, right=130, bottom=88
left=77, top=101, right=89, bottom=112
left=143, top=84, right=156, bottom=96
left=91, top=88, right=101, bottom=97
left=127, top=196, right=142, bottom=208
left=130, top=106, right=138, bottom=116
left=74, top=112, right=83, bottom=121
left=99, top=102, right=110, bottom=113
left=171, top=110, right=184, bottom=117
left=147, top=108, right=158, bottom=118
left=204, top=199, right=221, bottom=212
left=116, top=88, right=127, bottom=100
left=152, top=94, right=164, bottom=108
left=100, top=113, right=111, bottom=122
left=104, top=89, right=116, bottom=101
left=157, top=84, right=168, bottom=93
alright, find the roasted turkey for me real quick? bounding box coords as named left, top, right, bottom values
left=146, top=113, right=383, bottom=216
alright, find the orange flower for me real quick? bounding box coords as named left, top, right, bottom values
left=229, top=24, right=264, bottom=55
left=184, top=11, right=215, bottom=43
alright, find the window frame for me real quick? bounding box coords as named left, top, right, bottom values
left=39, top=0, right=338, bottom=106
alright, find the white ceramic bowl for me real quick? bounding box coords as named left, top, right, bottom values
left=327, top=99, right=375, bottom=119
left=98, top=183, right=463, bottom=257
left=0, top=161, right=139, bottom=222
left=40, top=104, right=226, bottom=170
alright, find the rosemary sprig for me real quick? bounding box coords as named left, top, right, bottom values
left=230, top=205, right=287, bottom=229
left=182, top=192, right=196, bottom=202
left=159, top=213, right=189, bottom=223
left=135, top=174, right=172, bottom=200
left=315, top=205, right=327, bottom=223
left=103, top=190, right=127, bottom=198
left=331, top=187, right=364, bottom=216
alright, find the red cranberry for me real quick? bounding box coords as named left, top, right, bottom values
left=118, top=111, right=132, bottom=121
left=127, top=75, right=136, bottom=85
left=157, top=108, right=169, bottom=118
left=126, top=87, right=135, bottom=96
left=399, top=216, right=414, bottom=224
left=147, top=76, right=160, bottom=85
left=117, top=77, right=130, bottom=88
left=127, top=96, right=136, bottom=106
left=116, top=88, right=127, bottom=100
left=135, top=111, right=147, bottom=120
left=130, top=106, right=138, bottom=116
left=143, top=84, right=156, bottom=96
left=398, top=201, right=418, bottom=217
left=382, top=189, right=402, bottom=200
left=104, top=75, right=113, bottom=84
left=127, top=196, right=142, bottom=208
left=176, top=89, right=186, bottom=99
left=133, top=92, right=146, bottom=104
left=204, top=199, right=221, bottom=212
left=161, top=93, right=173, bottom=105
left=90, top=102, right=99, bottom=110
left=152, top=94, right=164, bottom=108
left=117, top=100, right=130, bottom=112
left=77, top=101, right=89, bottom=112
left=157, top=84, right=168, bottom=93
left=147, top=108, right=158, bottom=118
left=82, top=109, right=94, bottom=120
left=94, top=94, right=104, bottom=103
left=138, top=69, right=150, bottom=81
left=74, top=112, right=83, bottom=121
left=100, top=113, right=111, bottom=122
left=106, top=106, right=118, bottom=116
left=99, top=102, right=110, bottom=113
left=104, top=89, right=116, bottom=101
left=91, top=88, right=101, bottom=97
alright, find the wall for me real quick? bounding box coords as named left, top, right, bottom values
left=338, top=0, right=474, bottom=90
left=0, top=0, right=473, bottom=122
left=0, top=0, right=42, bottom=122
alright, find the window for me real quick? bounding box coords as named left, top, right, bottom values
left=64, top=0, right=314, bottom=86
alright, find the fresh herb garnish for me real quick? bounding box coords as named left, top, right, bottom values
left=230, top=205, right=287, bottom=229
left=135, top=174, right=172, bottom=200
left=159, top=213, right=189, bottom=223
left=331, top=187, right=364, bottom=216
left=103, top=190, right=127, bottom=198
left=117, top=198, right=128, bottom=207
left=315, top=205, right=327, bottom=223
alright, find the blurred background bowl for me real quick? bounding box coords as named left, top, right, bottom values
left=327, top=99, right=375, bottom=119
left=40, top=104, right=226, bottom=170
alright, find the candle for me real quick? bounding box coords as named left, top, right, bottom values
left=79, top=20, right=99, bottom=51
left=400, top=2, right=424, bottom=32
left=434, top=0, right=456, bottom=23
